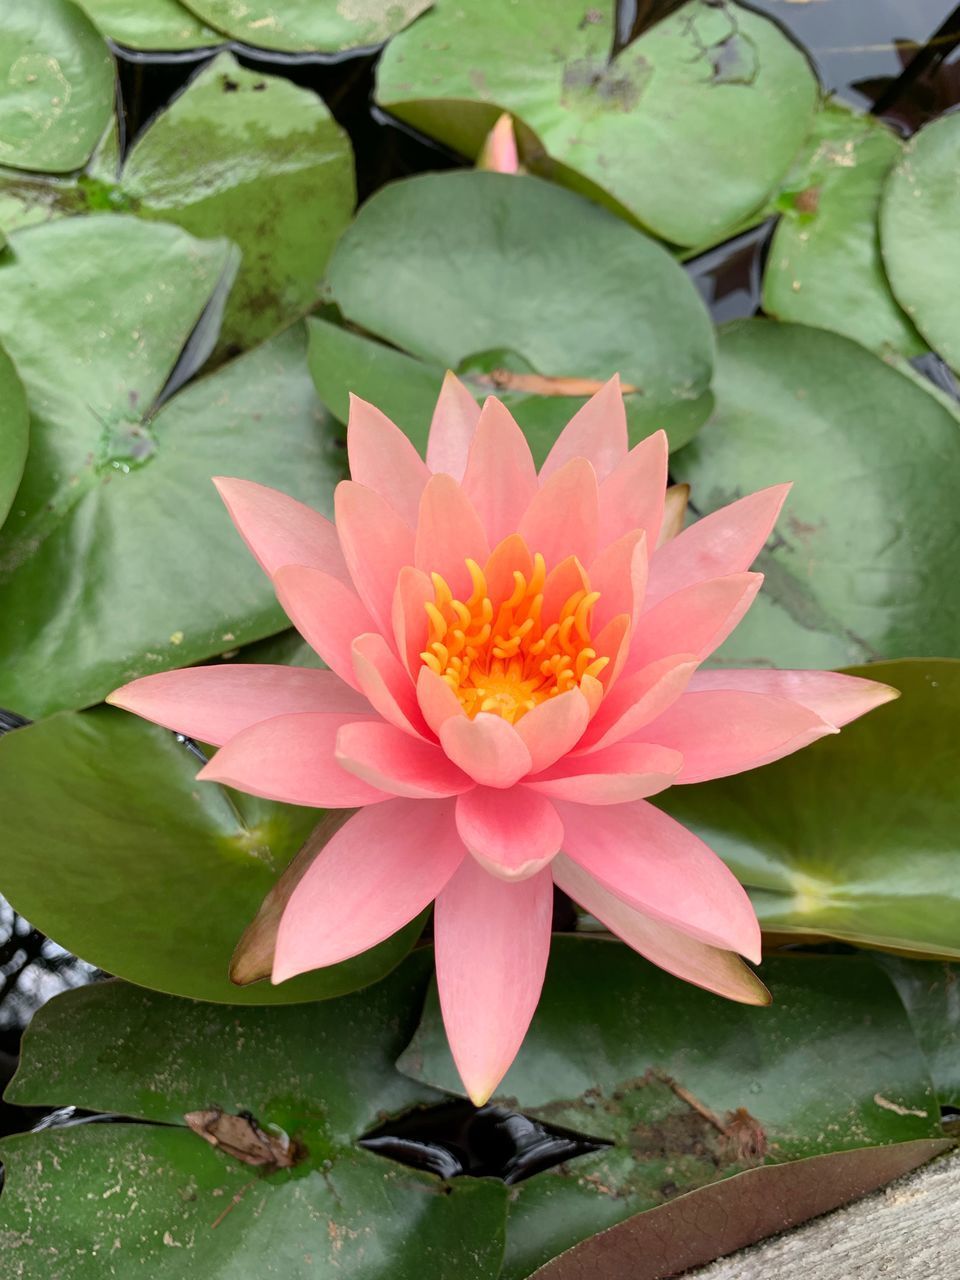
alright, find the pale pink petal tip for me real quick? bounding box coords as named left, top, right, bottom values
left=477, top=112, right=521, bottom=174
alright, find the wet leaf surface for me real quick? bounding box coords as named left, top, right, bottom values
left=178, top=0, right=432, bottom=53
left=0, top=344, right=29, bottom=530
left=880, top=957, right=960, bottom=1109
left=75, top=0, right=221, bottom=50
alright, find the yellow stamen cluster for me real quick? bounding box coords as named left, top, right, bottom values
left=420, top=554, right=609, bottom=723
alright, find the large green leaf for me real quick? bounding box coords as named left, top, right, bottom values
left=881, top=112, right=960, bottom=375
left=0, top=217, right=349, bottom=717
left=880, top=957, right=960, bottom=1110
left=400, top=937, right=943, bottom=1279
left=75, top=0, right=220, bottom=49
left=1, top=963, right=508, bottom=1279
left=659, top=660, right=960, bottom=958
left=324, top=171, right=715, bottom=459
left=671, top=319, right=960, bottom=668
left=0, top=343, right=29, bottom=528
left=178, top=0, right=431, bottom=53
left=763, top=103, right=924, bottom=357
left=0, top=0, right=114, bottom=175
left=377, top=0, right=818, bottom=249
left=0, top=708, right=422, bottom=1003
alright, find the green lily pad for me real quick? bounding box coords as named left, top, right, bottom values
left=659, top=660, right=960, bottom=959
left=0, top=707, right=423, bottom=1003
left=377, top=0, right=818, bottom=249
left=0, top=0, right=114, bottom=176
left=880, top=957, right=960, bottom=1109
left=0, top=343, right=29, bottom=529
left=763, top=103, right=925, bottom=357
left=881, top=112, right=960, bottom=375
left=75, top=0, right=220, bottom=50
left=400, top=936, right=942, bottom=1279
left=178, top=0, right=432, bottom=53
left=324, top=171, right=715, bottom=458
left=1, top=962, right=508, bottom=1279
left=671, top=319, right=960, bottom=668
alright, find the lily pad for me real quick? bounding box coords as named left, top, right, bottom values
left=659, top=661, right=960, bottom=959
left=75, top=0, right=221, bottom=50
left=0, top=707, right=423, bottom=1003
left=0, top=0, right=115, bottom=175
left=377, top=0, right=818, bottom=248
left=324, top=171, right=715, bottom=457
left=763, top=103, right=925, bottom=357
left=881, top=112, right=960, bottom=375
left=400, top=936, right=943, bottom=1279
left=1, top=962, right=508, bottom=1279
left=880, top=957, right=960, bottom=1109
left=178, top=0, right=432, bottom=53
left=671, top=319, right=960, bottom=668
left=0, top=343, right=29, bottom=529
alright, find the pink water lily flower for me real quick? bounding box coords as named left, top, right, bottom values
left=109, top=377, right=896, bottom=1104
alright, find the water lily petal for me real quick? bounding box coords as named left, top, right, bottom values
left=352, top=632, right=427, bottom=737
left=440, top=712, right=532, bottom=788
left=628, top=572, right=762, bottom=669
left=415, top=472, right=490, bottom=601
left=597, top=429, right=667, bottom=549
left=417, top=666, right=465, bottom=737
left=528, top=742, right=682, bottom=804
left=273, top=565, right=377, bottom=691
left=686, top=668, right=900, bottom=728
left=393, top=566, right=433, bottom=676
left=588, top=529, right=647, bottom=632
left=462, top=398, right=538, bottom=544
left=484, top=533, right=534, bottom=603
left=541, top=555, right=589, bottom=622
left=336, top=721, right=473, bottom=798
left=347, top=394, right=429, bottom=527
left=456, top=786, right=562, bottom=879
left=426, top=370, right=481, bottom=480
left=578, top=654, right=698, bottom=753
left=435, top=856, right=553, bottom=1104
left=514, top=688, right=591, bottom=773
left=335, top=480, right=416, bottom=635
left=213, top=476, right=349, bottom=583
left=519, top=457, right=599, bottom=567
left=540, top=375, right=628, bottom=483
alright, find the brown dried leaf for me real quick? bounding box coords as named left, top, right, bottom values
left=657, top=483, right=690, bottom=546
left=184, top=1107, right=300, bottom=1170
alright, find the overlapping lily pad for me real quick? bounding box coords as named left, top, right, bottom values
left=660, top=661, right=960, bottom=958
left=0, top=707, right=423, bottom=1003
left=880, top=957, right=960, bottom=1109
left=881, top=112, right=960, bottom=374
left=377, top=0, right=818, bottom=248
left=0, top=0, right=115, bottom=175
left=76, top=0, right=220, bottom=50
left=671, top=319, right=960, bottom=668
left=179, top=0, right=432, bottom=53
left=400, top=937, right=945, bottom=1279
left=0, top=343, right=29, bottom=529
left=323, top=171, right=715, bottom=459
left=763, top=103, right=924, bottom=356
left=0, top=961, right=508, bottom=1278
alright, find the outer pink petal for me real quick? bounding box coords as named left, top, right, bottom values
left=352, top=633, right=427, bottom=738
left=539, top=375, right=628, bottom=483
left=514, top=688, right=590, bottom=773
left=528, top=742, right=682, bottom=804
left=426, top=371, right=481, bottom=480
left=588, top=530, right=647, bottom=633
left=597, top=430, right=668, bottom=549
left=415, top=473, right=490, bottom=601
left=347, top=394, right=430, bottom=527
left=106, top=665, right=367, bottom=746
left=435, top=856, right=553, bottom=1104
left=273, top=565, right=376, bottom=692
left=334, top=480, right=416, bottom=635
left=519, top=457, right=598, bottom=567
left=627, top=572, right=762, bottom=670
left=462, top=398, right=538, bottom=545
left=336, top=721, right=473, bottom=799
left=439, top=712, right=532, bottom=788
left=553, top=855, right=770, bottom=1006
left=456, top=787, right=563, bottom=880
left=213, top=477, right=350, bottom=584
left=646, top=484, right=791, bottom=610
left=641, top=690, right=837, bottom=783
left=686, top=668, right=900, bottom=728
left=477, top=112, right=520, bottom=174
left=197, top=712, right=388, bottom=807
left=578, top=654, right=699, bottom=753
left=555, top=799, right=761, bottom=961
left=393, top=566, right=433, bottom=676
left=417, top=667, right=465, bottom=737
left=273, top=799, right=465, bottom=980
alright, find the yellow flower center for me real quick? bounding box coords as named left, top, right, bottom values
left=420, top=552, right=609, bottom=724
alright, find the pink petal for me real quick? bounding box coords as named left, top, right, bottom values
left=336, top=721, right=473, bottom=799
left=415, top=473, right=490, bottom=602
left=393, top=566, right=433, bottom=676
left=439, top=712, right=532, bottom=788
left=351, top=632, right=427, bottom=738
left=588, top=530, right=647, bottom=633
left=273, top=799, right=464, bottom=980
left=462, top=398, right=538, bottom=545
left=417, top=667, right=465, bottom=737
left=435, top=856, right=553, bottom=1103
left=477, top=112, right=520, bottom=174
left=686, top=668, right=900, bottom=728
left=555, top=799, right=761, bottom=960
left=426, top=370, right=481, bottom=480
left=540, top=375, right=628, bottom=483
left=578, top=654, right=699, bottom=753
left=642, top=690, right=837, bottom=783
left=657, top=483, right=690, bottom=548
left=519, top=457, right=598, bottom=567
left=334, top=480, right=416, bottom=635
left=198, top=712, right=388, bottom=807
left=646, top=484, right=791, bottom=610
left=515, top=688, right=591, bottom=773
left=107, top=665, right=367, bottom=746
left=528, top=742, right=682, bottom=804
left=541, top=556, right=588, bottom=623
left=627, top=572, right=762, bottom=670
left=484, top=533, right=534, bottom=603
left=553, top=855, right=770, bottom=1006
left=347, top=394, right=429, bottom=527
left=456, top=787, right=563, bottom=880
left=597, top=430, right=668, bottom=549
left=213, top=477, right=350, bottom=584
left=592, top=612, right=631, bottom=688
left=273, top=565, right=376, bottom=691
